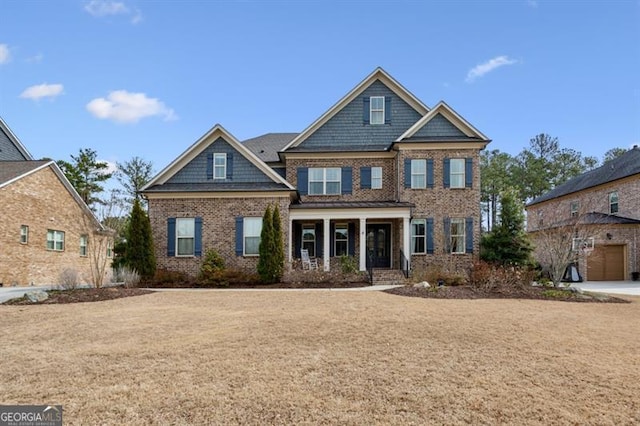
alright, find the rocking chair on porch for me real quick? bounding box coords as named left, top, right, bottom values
left=300, top=249, right=318, bottom=270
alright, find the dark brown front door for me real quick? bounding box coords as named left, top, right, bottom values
left=366, top=224, right=391, bottom=268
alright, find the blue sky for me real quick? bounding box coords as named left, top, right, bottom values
left=1, top=0, right=639, bottom=176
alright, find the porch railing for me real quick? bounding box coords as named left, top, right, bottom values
left=399, top=249, right=410, bottom=279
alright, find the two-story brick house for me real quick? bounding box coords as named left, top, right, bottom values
left=0, top=117, right=112, bottom=286
left=142, top=68, right=490, bottom=280
left=526, top=146, right=640, bottom=281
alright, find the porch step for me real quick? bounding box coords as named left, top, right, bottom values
left=371, top=269, right=408, bottom=286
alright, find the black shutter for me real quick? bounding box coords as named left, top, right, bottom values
left=297, top=167, right=308, bottom=195
left=167, top=218, right=176, bottom=256
left=360, top=167, right=371, bottom=189
left=206, top=153, right=213, bottom=180
left=363, top=97, right=370, bottom=124
left=384, top=97, right=391, bottom=124
left=465, top=217, right=474, bottom=254
left=348, top=223, right=356, bottom=256
left=465, top=158, right=473, bottom=188
left=404, top=159, right=412, bottom=188
left=426, top=159, right=434, bottom=189
left=444, top=217, right=451, bottom=253
left=294, top=222, right=302, bottom=258
left=341, top=167, right=352, bottom=195
left=443, top=158, right=451, bottom=188
left=235, top=217, right=243, bottom=256
left=426, top=218, right=434, bottom=254
left=330, top=222, right=335, bottom=257
left=194, top=217, right=203, bottom=257
left=227, top=153, right=233, bottom=180
left=315, top=222, right=323, bottom=257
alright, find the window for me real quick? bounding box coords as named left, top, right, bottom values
left=47, top=230, right=65, bottom=251
left=609, top=191, right=619, bottom=214
left=302, top=225, right=316, bottom=257
left=309, top=168, right=341, bottom=195
left=334, top=224, right=348, bottom=256
left=176, top=218, right=195, bottom=256
left=20, top=225, right=29, bottom=244
left=244, top=217, right=262, bottom=256
left=370, top=96, right=384, bottom=125
left=371, top=167, right=382, bottom=189
left=450, top=159, right=465, bottom=189
left=411, top=219, right=426, bottom=254
left=213, top=153, right=226, bottom=179
left=106, top=242, right=112, bottom=258
left=79, top=235, right=88, bottom=256
left=450, top=218, right=465, bottom=254
left=570, top=201, right=579, bottom=217
left=411, top=159, right=426, bottom=189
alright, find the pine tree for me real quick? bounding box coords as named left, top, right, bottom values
left=257, top=205, right=276, bottom=283
left=480, top=188, right=533, bottom=266
left=271, top=204, right=285, bottom=282
left=125, top=199, right=156, bottom=279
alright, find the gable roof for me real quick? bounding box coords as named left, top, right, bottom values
left=528, top=146, right=640, bottom=206
left=141, top=124, right=295, bottom=191
left=0, top=160, right=105, bottom=230
left=395, top=101, right=489, bottom=142
left=243, top=133, right=298, bottom=162
left=281, top=67, right=430, bottom=151
left=0, top=117, right=34, bottom=160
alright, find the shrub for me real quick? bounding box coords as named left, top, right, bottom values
left=112, top=266, right=141, bottom=288
left=412, top=264, right=467, bottom=287
left=339, top=255, right=358, bottom=274
left=197, top=268, right=261, bottom=288
left=151, top=268, right=192, bottom=287
left=469, top=260, right=536, bottom=292
left=124, top=199, right=156, bottom=279
left=58, top=268, right=79, bottom=290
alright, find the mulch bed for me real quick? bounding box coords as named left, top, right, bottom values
left=4, top=287, right=154, bottom=305
left=384, top=285, right=631, bottom=303
left=145, top=281, right=370, bottom=289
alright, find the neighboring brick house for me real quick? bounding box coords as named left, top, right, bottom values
left=0, top=118, right=112, bottom=287
left=142, top=68, right=490, bottom=280
left=526, top=146, right=640, bottom=281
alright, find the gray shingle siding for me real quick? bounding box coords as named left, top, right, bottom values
left=167, top=137, right=273, bottom=184
left=300, top=80, right=423, bottom=150
left=413, top=113, right=467, bottom=138
left=0, top=128, right=29, bottom=161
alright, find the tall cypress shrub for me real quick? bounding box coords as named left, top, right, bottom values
left=125, top=199, right=156, bottom=279
left=257, top=205, right=276, bottom=283
left=271, top=204, right=285, bottom=282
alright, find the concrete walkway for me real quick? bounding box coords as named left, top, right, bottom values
left=572, top=281, right=640, bottom=296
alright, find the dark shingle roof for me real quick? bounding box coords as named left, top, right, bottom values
left=143, top=182, right=291, bottom=192
left=528, top=146, right=640, bottom=206
left=285, top=144, right=391, bottom=153
left=0, top=160, right=50, bottom=186
left=242, top=133, right=298, bottom=163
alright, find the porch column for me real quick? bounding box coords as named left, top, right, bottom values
left=403, top=217, right=411, bottom=269
left=288, top=219, right=293, bottom=263
left=359, top=217, right=367, bottom=271
left=323, top=218, right=330, bottom=271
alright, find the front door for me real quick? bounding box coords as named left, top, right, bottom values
left=366, top=224, right=391, bottom=268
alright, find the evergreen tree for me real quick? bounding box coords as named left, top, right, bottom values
left=481, top=188, right=533, bottom=266
left=57, top=148, right=112, bottom=207
left=271, top=204, right=285, bottom=282
left=257, top=206, right=276, bottom=283
left=124, top=199, right=156, bottom=279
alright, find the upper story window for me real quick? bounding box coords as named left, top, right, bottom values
left=411, top=219, right=426, bottom=254
left=370, top=96, right=385, bottom=125
left=244, top=217, right=262, bottom=256
left=570, top=201, right=579, bottom=217
left=309, top=168, right=341, bottom=195
left=20, top=225, right=29, bottom=244
left=47, top=230, right=65, bottom=251
left=450, top=158, right=465, bottom=188
left=371, top=167, right=382, bottom=189
left=450, top=218, right=465, bottom=254
left=176, top=218, right=195, bottom=256
left=609, top=191, right=619, bottom=214
left=213, top=153, right=226, bottom=179
left=80, top=235, right=88, bottom=256
left=411, top=159, right=426, bottom=189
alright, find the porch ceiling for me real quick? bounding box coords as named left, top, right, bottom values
left=289, top=201, right=413, bottom=220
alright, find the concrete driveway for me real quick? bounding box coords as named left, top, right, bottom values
left=0, top=285, right=54, bottom=303
left=572, top=281, right=640, bottom=296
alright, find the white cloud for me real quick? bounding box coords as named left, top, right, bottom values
left=131, top=8, right=143, bottom=24
left=86, top=90, right=176, bottom=123
left=0, top=44, right=10, bottom=64
left=84, top=0, right=128, bottom=16
left=26, top=53, right=44, bottom=63
left=19, top=83, right=64, bottom=100
left=466, top=55, right=518, bottom=83
left=97, top=159, right=118, bottom=176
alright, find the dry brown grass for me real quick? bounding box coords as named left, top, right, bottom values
left=1, top=291, right=639, bottom=425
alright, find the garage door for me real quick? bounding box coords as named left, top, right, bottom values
left=587, top=245, right=625, bottom=281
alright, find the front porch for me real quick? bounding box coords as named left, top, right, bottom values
left=288, top=201, right=413, bottom=273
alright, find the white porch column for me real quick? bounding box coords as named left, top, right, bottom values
left=403, top=217, right=411, bottom=269
left=323, top=218, right=330, bottom=271
left=359, top=217, right=367, bottom=271
left=288, top=219, right=293, bottom=263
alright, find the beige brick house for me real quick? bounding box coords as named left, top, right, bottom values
left=526, top=146, right=640, bottom=281
left=142, top=68, right=490, bottom=280
left=0, top=118, right=112, bottom=287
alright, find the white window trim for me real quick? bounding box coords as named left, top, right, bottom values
left=79, top=234, right=88, bottom=257
left=450, top=158, right=465, bottom=189
left=213, top=153, right=226, bottom=180
left=411, top=159, right=426, bottom=189
left=243, top=217, right=262, bottom=257
left=411, top=219, right=426, bottom=255
left=609, top=191, right=619, bottom=214
left=370, top=96, right=385, bottom=125
left=302, top=225, right=316, bottom=257
left=308, top=168, right=341, bottom=195
left=20, top=225, right=29, bottom=244
left=176, top=218, right=195, bottom=257
left=334, top=223, right=349, bottom=257
left=450, top=218, right=465, bottom=254
left=371, top=167, right=382, bottom=190
left=47, top=230, right=65, bottom=252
